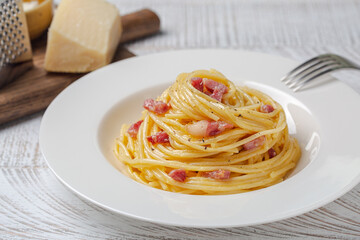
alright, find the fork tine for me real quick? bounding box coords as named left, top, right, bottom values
left=282, top=53, right=360, bottom=92
left=281, top=54, right=333, bottom=82
left=291, top=66, right=343, bottom=92
left=283, top=58, right=337, bottom=85
left=286, top=61, right=340, bottom=88
left=289, top=65, right=338, bottom=90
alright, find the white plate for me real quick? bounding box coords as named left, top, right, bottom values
left=40, top=49, right=360, bottom=228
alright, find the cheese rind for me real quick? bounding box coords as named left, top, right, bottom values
left=44, top=0, right=122, bottom=73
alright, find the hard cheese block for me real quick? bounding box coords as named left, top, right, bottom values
left=44, top=0, right=122, bottom=73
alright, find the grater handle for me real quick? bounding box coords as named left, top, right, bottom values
left=120, top=9, right=160, bottom=44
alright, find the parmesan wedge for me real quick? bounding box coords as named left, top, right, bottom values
left=44, top=0, right=122, bottom=73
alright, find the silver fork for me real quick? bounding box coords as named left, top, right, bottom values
left=281, top=54, right=360, bottom=92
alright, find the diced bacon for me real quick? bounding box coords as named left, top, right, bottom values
left=202, top=169, right=231, bottom=180
left=147, top=131, right=170, bottom=144
left=268, top=148, right=277, bottom=158
left=210, top=85, right=228, bottom=102
left=218, top=121, right=234, bottom=132
left=207, top=121, right=234, bottom=136
left=169, top=169, right=186, bottom=182
left=143, top=99, right=170, bottom=114
left=260, top=104, right=274, bottom=113
left=203, top=78, right=221, bottom=91
left=243, top=136, right=266, bottom=151
left=190, top=77, right=228, bottom=102
left=203, top=78, right=228, bottom=102
left=191, top=77, right=203, bottom=92
left=206, top=121, right=221, bottom=136
left=127, top=120, right=143, bottom=138
left=186, top=120, right=234, bottom=137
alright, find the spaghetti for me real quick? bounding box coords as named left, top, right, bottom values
left=114, top=69, right=301, bottom=195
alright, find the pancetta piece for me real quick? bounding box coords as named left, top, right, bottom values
left=143, top=99, right=170, bottom=114
left=260, top=104, right=274, bottom=113
left=203, top=78, right=228, bottom=102
left=243, top=136, right=266, bottom=150
left=190, top=77, right=203, bottom=92
left=185, top=120, right=234, bottom=137
left=190, top=77, right=228, bottom=102
left=127, top=120, right=143, bottom=138
left=147, top=131, right=170, bottom=144
left=202, top=169, right=231, bottom=180
left=268, top=147, right=277, bottom=158
left=169, top=169, right=186, bottom=182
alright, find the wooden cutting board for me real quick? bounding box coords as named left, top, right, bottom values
left=0, top=9, right=160, bottom=125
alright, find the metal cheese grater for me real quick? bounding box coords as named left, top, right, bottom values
left=0, top=0, right=32, bottom=88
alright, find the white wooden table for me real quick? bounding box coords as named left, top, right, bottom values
left=1, top=0, right=360, bottom=239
